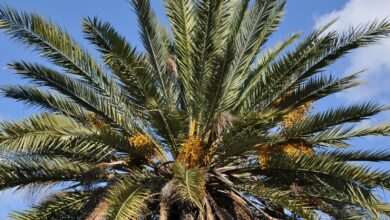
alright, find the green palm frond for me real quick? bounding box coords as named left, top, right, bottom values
left=82, top=17, right=156, bottom=105
left=235, top=23, right=338, bottom=112
left=105, top=171, right=158, bottom=220
left=274, top=71, right=362, bottom=112
left=1, top=85, right=86, bottom=119
left=0, top=7, right=112, bottom=94
left=165, top=0, right=195, bottom=108
left=0, top=113, right=117, bottom=161
left=0, top=1, right=390, bottom=219
left=235, top=32, right=301, bottom=111
left=173, top=162, right=206, bottom=209
left=0, top=155, right=94, bottom=191
left=212, top=0, right=286, bottom=116
left=308, top=124, right=390, bottom=147
left=82, top=17, right=183, bottom=153
left=283, top=102, right=387, bottom=138
left=320, top=149, right=390, bottom=162
left=297, top=19, right=390, bottom=83
left=10, top=191, right=92, bottom=220
left=237, top=184, right=317, bottom=219
left=266, top=153, right=390, bottom=190
left=9, top=61, right=136, bottom=133
left=311, top=176, right=390, bottom=217
left=228, top=0, right=250, bottom=42
left=130, top=0, right=169, bottom=101
left=194, top=0, right=237, bottom=120
left=237, top=20, right=390, bottom=113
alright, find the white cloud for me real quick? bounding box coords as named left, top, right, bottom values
left=315, top=0, right=390, bottom=103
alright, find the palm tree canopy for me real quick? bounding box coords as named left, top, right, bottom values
left=1, top=0, right=390, bottom=219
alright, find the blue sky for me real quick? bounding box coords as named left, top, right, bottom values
left=0, top=0, right=389, bottom=218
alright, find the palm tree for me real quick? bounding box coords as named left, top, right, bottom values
left=1, top=0, right=390, bottom=219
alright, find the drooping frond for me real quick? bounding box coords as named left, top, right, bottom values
left=266, top=153, right=390, bottom=190
left=237, top=184, right=318, bottom=219
left=0, top=155, right=94, bottom=191
left=0, top=113, right=117, bottom=161
left=10, top=191, right=92, bottom=220
left=173, top=162, right=206, bottom=209
left=308, top=176, right=390, bottom=217
left=9, top=62, right=136, bottom=133
left=1, top=85, right=86, bottom=119
left=105, top=171, right=158, bottom=220
left=320, top=149, right=390, bottom=162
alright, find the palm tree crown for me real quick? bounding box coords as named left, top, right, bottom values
left=1, top=0, right=390, bottom=219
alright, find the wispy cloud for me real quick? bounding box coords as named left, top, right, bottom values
left=315, top=0, right=390, bottom=104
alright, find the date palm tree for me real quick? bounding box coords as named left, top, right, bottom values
left=1, top=0, right=390, bottom=219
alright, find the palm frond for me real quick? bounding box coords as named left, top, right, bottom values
left=297, top=19, right=390, bottom=83
left=283, top=102, right=387, bottom=138
left=266, top=153, right=390, bottom=190
left=228, top=0, right=250, bottom=43
left=204, top=0, right=285, bottom=130
left=173, top=162, right=206, bottom=209
left=10, top=191, right=91, bottom=220
left=194, top=0, right=237, bottom=121
left=219, top=0, right=286, bottom=111
left=237, top=184, right=317, bottom=220
left=130, top=0, right=169, bottom=101
left=308, top=124, right=390, bottom=147
left=82, top=17, right=157, bottom=105
left=274, top=72, right=362, bottom=112
left=311, top=175, right=390, bottom=217
left=9, top=61, right=136, bottom=133
left=1, top=85, right=86, bottom=119
left=235, top=32, right=301, bottom=111
left=0, top=155, right=94, bottom=191
left=0, top=113, right=117, bottom=161
left=320, top=149, right=390, bottom=162
left=248, top=20, right=390, bottom=113
left=165, top=0, right=196, bottom=108
left=0, top=7, right=113, bottom=94
left=105, top=171, right=158, bottom=220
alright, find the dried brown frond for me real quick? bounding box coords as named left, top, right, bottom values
left=213, top=112, right=233, bottom=139
left=167, top=53, right=178, bottom=78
